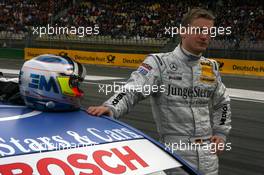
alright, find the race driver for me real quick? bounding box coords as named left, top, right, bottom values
left=87, top=8, right=231, bottom=175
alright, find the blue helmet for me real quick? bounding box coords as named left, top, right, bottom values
left=19, top=54, right=86, bottom=111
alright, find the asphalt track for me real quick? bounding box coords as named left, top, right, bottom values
left=0, top=58, right=263, bottom=175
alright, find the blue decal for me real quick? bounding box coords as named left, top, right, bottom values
left=0, top=103, right=199, bottom=175
left=137, top=67, right=149, bottom=75
left=29, top=74, right=59, bottom=93
left=0, top=103, right=143, bottom=157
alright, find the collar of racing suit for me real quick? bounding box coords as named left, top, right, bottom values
left=181, top=46, right=202, bottom=60
left=173, top=44, right=202, bottom=66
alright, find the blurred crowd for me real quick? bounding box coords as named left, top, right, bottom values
left=0, top=0, right=263, bottom=44
left=0, top=0, right=73, bottom=34
left=214, top=0, right=264, bottom=43
left=0, top=0, right=49, bottom=34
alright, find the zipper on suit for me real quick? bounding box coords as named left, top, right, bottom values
left=190, top=66, right=196, bottom=136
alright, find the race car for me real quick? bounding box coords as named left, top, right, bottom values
left=0, top=102, right=200, bottom=175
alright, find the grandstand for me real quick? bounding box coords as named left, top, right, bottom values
left=0, top=0, right=263, bottom=58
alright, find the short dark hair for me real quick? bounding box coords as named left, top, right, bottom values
left=182, top=8, right=215, bottom=26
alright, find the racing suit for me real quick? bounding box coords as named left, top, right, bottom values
left=104, top=45, right=231, bottom=175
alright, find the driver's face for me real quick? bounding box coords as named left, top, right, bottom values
left=181, top=18, right=214, bottom=55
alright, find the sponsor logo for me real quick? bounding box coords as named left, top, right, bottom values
left=220, top=104, right=228, bottom=125
left=106, top=55, right=116, bottom=63
left=0, top=127, right=143, bottom=157
left=200, top=76, right=216, bottom=83
left=122, top=58, right=144, bottom=64
left=112, top=93, right=126, bottom=106
left=141, top=63, right=152, bottom=71
left=167, top=85, right=213, bottom=99
left=169, top=76, right=182, bottom=81
left=200, top=61, right=216, bottom=81
left=137, top=67, right=149, bottom=76
left=0, top=145, right=149, bottom=175
left=28, top=74, right=59, bottom=93
left=169, top=63, right=177, bottom=71
left=200, top=60, right=212, bottom=67
left=216, top=61, right=224, bottom=70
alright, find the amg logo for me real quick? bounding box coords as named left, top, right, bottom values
left=167, top=85, right=213, bottom=99
left=28, top=74, right=59, bottom=93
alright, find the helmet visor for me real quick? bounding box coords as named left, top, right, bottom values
left=57, top=76, right=84, bottom=97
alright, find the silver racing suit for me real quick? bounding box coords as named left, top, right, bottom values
left=104, top=45, right=231, bottom=175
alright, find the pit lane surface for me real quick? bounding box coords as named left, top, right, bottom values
left=0, top=58, right=263, bottom=175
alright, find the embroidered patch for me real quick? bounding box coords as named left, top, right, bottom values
left=200, top=61, right=216, bottom=83
left=141, top=63, right=153, bottom=71
left=169, top=63, right=177, bottom=71
left=169, top=75, right=182, bottom=80
left=137, top=67, right=149, bottom=75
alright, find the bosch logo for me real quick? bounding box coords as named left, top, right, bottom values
left=28, top=74, right=59, bottom=93
left=0, top=146, right=149, bottom=175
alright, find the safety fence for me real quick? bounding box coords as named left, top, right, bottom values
left=24, top=48, right=264, bottom=77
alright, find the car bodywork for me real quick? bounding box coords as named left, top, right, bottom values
left=0, top=103, right=199, bottom=175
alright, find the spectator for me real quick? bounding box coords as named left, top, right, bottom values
left=0, top=0, right=263, bottom=46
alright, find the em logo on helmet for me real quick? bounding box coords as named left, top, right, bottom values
left=28, top=74, right=59, bottom=93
